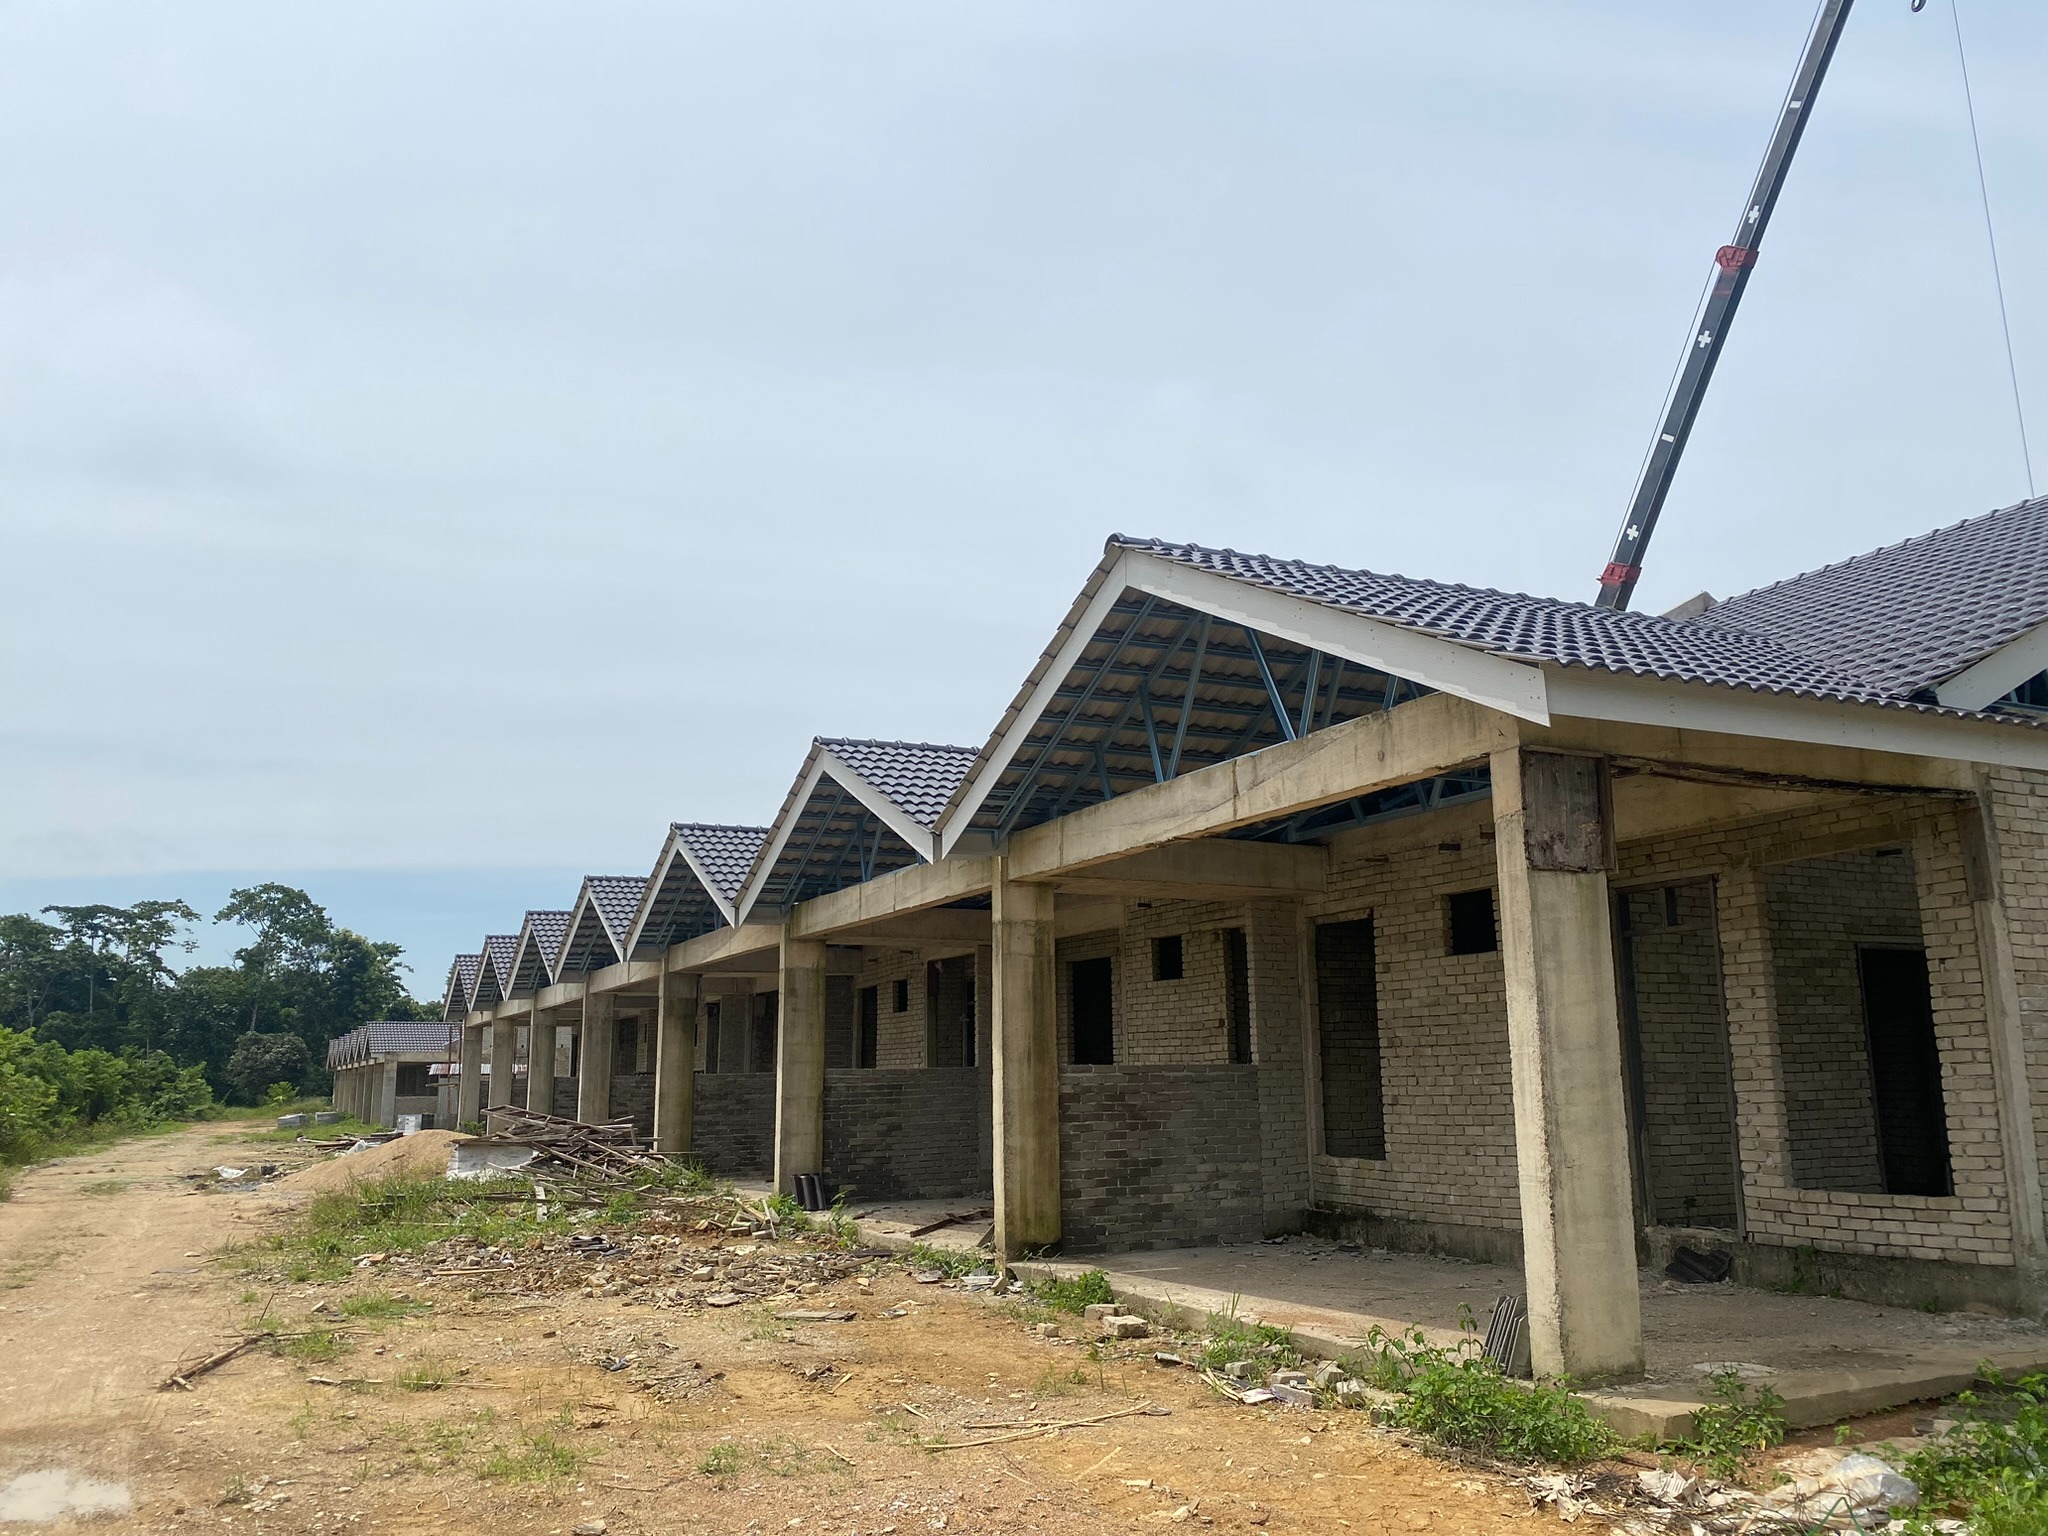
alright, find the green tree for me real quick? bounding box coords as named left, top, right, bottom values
left=224, top=1031, right=311, bottom=1104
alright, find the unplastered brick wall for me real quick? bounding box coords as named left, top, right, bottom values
left=1620, top=879, right=1740, bottom=1226
left=1764, top=850, right=1922, bottom=1193
left=1621, top=796, right=2013, bottom=1267
left=1059, top=1064, right=1263, bottom=1250
left=1983, top=767, right=2048, bottom=1236
left=693, top=1071, right=774, bottom=1176
left=824, top=1068, right=991, bottom=1199
left=1116, top=900, right=1242, bottom=1064
left=855, top=950, right=932, bottom=1068
left=1306, top=802, right=1522, bottom=1243
left=1055, top=930, right=1119, bottom=1064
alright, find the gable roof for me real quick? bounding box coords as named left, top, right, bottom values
left=556, top=875, right=648, bottom=975
left=938, top=516, right=2048, bottom=851
left=441, top=953, right=481, bottom=1021
left=507, top=909, right=572, bottom=996
left=625, top=823, right=769, bottom=958
left=471, top=934, right=520, bottom=1008
left=737, top=738, right=977, bottom=921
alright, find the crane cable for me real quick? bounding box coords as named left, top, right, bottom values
left=1944, top=0, right=2035, bottom=497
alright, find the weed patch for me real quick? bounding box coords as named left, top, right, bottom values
left=395, top=1360, right=453, bottom=1392
left=1902, top=1371, right=2048, bottom=1534
left=1681, top=1370, right=1786, bottom=1481
left=1033, top=1268, right=1114, bottom=1315
left=250, top=1175, right=571, bottom=1281
left=340, top=1292, right=431, bottom=1324
left=1199, top=1304, right=1301, bottom=1374
left=695, top=1438, right=835, bottom=1480
left=278, top=1328, right=351, bottom=1364
left=476, top=1433, right=583, bottom=1482
left=905, top=1243, right=983, bottom=1279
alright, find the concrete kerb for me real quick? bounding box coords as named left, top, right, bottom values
left=1001, top=1256, right=2048, bottom=1443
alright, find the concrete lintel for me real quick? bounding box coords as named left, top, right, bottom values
left=665, top=921, right=785, bottom=974
left=1006, top=691, right=1515, bottom=880
left=1544, top=669, right=2048, bottom=773
left=789, top=855, right=997, bottom=940
left=1042, top=838, right=1326, bottom=899
left=494, top=996, right=534, bottom=1019
left=815, top=910, right=991, bottom=947
left=536, top=978, right=588, bottom=1011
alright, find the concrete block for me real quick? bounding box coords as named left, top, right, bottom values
left=1082, top=1303, right=1119, bottom=1325
left=1099, top=1314, right=1150, bottom=1340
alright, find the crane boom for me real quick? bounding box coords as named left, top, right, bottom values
left=1594, top=0, right=1857, bottom=610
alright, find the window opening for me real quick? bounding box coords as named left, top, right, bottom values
left=1446, top=888, right=1498, bottom=955
left=1152, top=934, right=1184, bottom=981
left=857, top=985, right=879, bottom=1069
left=749, top=992, right=778, bottom=1074
left=1070, top=956, right=1115, bottom=1065
left=616, top=1016, right=640, bottom=1074
left=925, top=956, right=976, bottom=1068
left=892, top=977, right=909, bottom=1013
left=825, top=975, right=855, bottom=1069
left=396, top=1063, right=431, bottom=1097
left=1223, top=927, right=1252, bottom=1065
left=1315, top=917, right=1385, bottom=1159
left=703, top=1001, right=721, bottom=1074
left=1857, top=946, right=1952, bottom=1196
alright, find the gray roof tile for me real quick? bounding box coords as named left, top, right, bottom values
left=672, top=823, right=769, bottom=903
left=822, top=738, right=978, bottom=828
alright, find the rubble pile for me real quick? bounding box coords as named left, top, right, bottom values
left=474, top=1107, right=670, bottom=1185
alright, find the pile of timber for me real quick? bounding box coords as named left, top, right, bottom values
left=479, top=1105, right=668, bottom=1185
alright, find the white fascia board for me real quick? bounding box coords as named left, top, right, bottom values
left=815, top=744, right=940, bottom=863
left=735, top=751, right=832, bottom=926
left=938, top=552, right=1149, bottom=858
left=558, top=887, right=615, bottom=975
left=1935, top=620, right=2048, bottom=711
left=1544, top=666, right=2048, bottom=770
left=620, top=837, right=678, bottom=959
left=1126, top=555, right=1552, bottom=728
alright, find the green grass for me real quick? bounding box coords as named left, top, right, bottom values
left=1346, top=1323, right=1614, bottom=1467
left=1901, top=1370, right=2048, bottom=1535
left=1681, top=1370, right=1787, bottom=1480
left=695, top=1438, right=835, bottom=1480
left=476, top=1432, right=584, bottom=1482
left=905, top=1243, right=984, bottom=1279
left=395, top=1360, right=454, bottom=1392
left=340, top=1291, right=432, bottom=1323
left=697, top=1442, right=742, bottom=1477
left=251, top=1175, right=572, bottom=1282
left=1033, top=1268, right=1114, bottom=1315
left=278, top=1327, right=352, bottom=1363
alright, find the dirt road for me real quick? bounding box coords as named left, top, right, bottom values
left=0, top=1126, right=1550, bottom=1533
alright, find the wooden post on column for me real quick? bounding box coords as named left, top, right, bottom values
left=655, top=969, right=700, bottom=1157
left=459, top=1022, right=485, bottom=1125
left=774, top=937, right=827, bottom=1196
left=525, top=1010, right=554, bottom=1113
left=993, top=867, right=1059, bottom=1260
left=578, top=991, right=615, bottom=1124
left=1492, top=746, right=1643, bottom=1381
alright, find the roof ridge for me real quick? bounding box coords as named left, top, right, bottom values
left=671, top=820, right=771, bottom=833
left=818, top=735, right=979, bottom=755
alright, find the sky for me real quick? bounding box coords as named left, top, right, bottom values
left=1, top=0, right=2042, bottom=994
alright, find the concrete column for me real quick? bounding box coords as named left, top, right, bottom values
left=774, top=937, right=828, bottom=1196
left=992, top=869, right=1060, bottom=1260
left=488, top=1013, right=517, bottom=1112
left=1491, top=747, right=1643, bottom=1381
left=577, top=992, right=616, bottom=1124
left=459, top=1022, right=485, bottom=1125
left=524, top=1011, right=554, bottom=1113
left=375, top=1059, right=399, bottom=1127
left=1247, top=900, right=1312, bottom=1234
left=655, top=969, right=701, bottom=1157
left=1964, top=784, right=2048, bottom=1315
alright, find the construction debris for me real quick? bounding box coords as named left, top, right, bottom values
left=158, top=1333, right=274, bottom=1392
left=474, top=1107, right=669, bottom=1185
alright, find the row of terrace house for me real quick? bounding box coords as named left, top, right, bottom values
left=424, top=503, right=2048, bottom=1381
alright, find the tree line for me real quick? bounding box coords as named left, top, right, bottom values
left=0, top=884, right=436, bottom=1159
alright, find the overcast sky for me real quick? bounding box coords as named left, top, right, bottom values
left=1, top=1, right=2041, bottom=990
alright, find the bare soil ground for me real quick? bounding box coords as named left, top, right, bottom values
left=0, top=1124, right=1566, bottom=1535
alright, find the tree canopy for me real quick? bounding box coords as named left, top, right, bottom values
left=0, top=885, right=437, bottom=1103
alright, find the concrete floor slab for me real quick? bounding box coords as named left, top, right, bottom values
left=1000, top=1238, right=2048, bottom=1440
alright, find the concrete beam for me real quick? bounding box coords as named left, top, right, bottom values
left=1044, top=839, right=1327, bottom=900
left=1007, top=692, right=1515, bottom=880
left=815, top=910, right=991, bottom=947
left=582, top=957, right=665, bottom=998
left=493, top=996, right=533, bottom=1019
left=665, top=921, right=785, bottom=975
left=788, top=856, right=997, bottom=940
left=537, top=979, right=587, bottom=1011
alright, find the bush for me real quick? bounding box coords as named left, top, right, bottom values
left=1034, top=1269, right=1114, bottom=1315
left=1683, top=1370, right=1786, bottom=1480
left=1354, top=1322, right=1613, bottom=1467
left=1904, top=1371, right=2048, bottom=1534
left=0, top=1024, right=214, bottom=1165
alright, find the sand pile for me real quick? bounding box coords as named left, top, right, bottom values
left=281, top=1129, right=471, bottom=1194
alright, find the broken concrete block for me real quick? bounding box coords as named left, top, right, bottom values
left=1312, top=1361, right=1345, bottom=1388
left=1223, top=1360, right=1258, bottom=1381
left=1098, top=1314, right=1150, bottom=1340
left=1268, top=1379, right=1315, bottom=1408
left=1082, top=1303, right=1119, bottom=1325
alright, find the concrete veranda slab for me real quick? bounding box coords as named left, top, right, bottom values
left=1001, top=1237, right=2048, bottom=1439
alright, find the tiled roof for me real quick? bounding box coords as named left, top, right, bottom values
left=328, top=1019, right=455, bottom=1069
left=526, top=909, right=570, bottom=959
left=1113, top=508, right=2048, bottom=711
left=673, top=823, right=769, bottom=902
left=1704, top=496, right=2048, bottom=696
left=584, top=875, right=648, bottom=945
left=444, top=953, right=481, bottom=1015
left=478, top=935, right=518, bottom=996
left=822, top=738, right=978, bottom=829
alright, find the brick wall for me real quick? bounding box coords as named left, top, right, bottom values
left=693, top=1071, right=773, bottom=1176
left=1763, top=850, right=1923, bottom=1193
left=1059, top=1064, right=1264, bottom=1251
left=1983, top=768, right=2048, bottom=1241
left=823, top=1068, right=991, bottom=1199
left=1621, top=879, right=1740, bottom=1226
